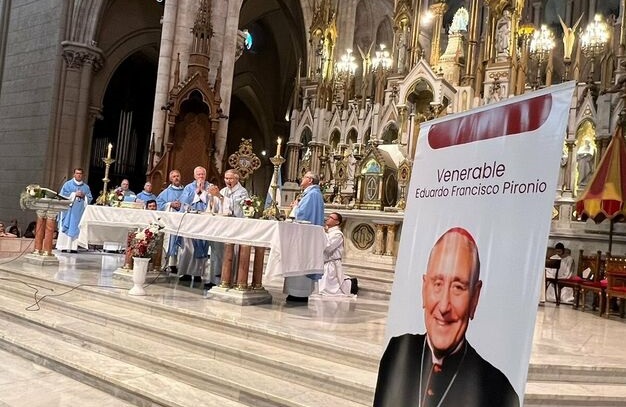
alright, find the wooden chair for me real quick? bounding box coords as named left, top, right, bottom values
left=605, top=256, right=626, bottom=318
left=579, top=250, right=606, bottom=315
left=554, top=249, right=597, bottom=309
left=544, top=258, right=562, bottom=304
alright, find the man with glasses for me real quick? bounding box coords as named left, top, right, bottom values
left=205, top=169, right=249, bottom=291
left=284, top=171, right=324, bottom=302
left=57, top=168, right=93, bottom=253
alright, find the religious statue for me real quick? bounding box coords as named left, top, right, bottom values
left=558, top=14, right=584, bottom=61
left=576, top=139, right=595, bottom=187
left=495, top=10, right=512, bottom=58
left=558, top=145, right=568, bottom=190
left=396, top=29, right=408, bottom=74
left=450, top=7, right=469, bottom=34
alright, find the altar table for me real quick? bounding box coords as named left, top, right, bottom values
left=77, top=206, right=326, bottom=280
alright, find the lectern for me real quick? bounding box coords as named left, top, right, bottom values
left=21, top=195, right=71, bottom=266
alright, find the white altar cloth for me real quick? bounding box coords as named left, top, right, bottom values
left=77, top=206, right=325, bottom=279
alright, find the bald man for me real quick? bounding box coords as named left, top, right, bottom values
left=177, top=166, right=214, bottom=281
left=374, top=228, right=519, bottom=407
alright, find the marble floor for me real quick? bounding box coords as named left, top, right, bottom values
left=0, top=250, right=625, bottom=406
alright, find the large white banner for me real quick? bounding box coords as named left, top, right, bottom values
left=374, top=82, right=576, bottom=407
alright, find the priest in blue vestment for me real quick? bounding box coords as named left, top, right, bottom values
left=56, top=168, right=93, bottom=252
left=136, top=181, right=157, bottom=204
left=177, top=166, right=214, bottom=280
left=156, top=170, right=185, bottom=273
left=283, top=171, right=325, bottom=302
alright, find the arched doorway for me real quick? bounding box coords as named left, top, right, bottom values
left=90, top=49, right=157, bottom=195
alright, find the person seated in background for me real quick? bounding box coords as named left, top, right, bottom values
left=7, top=219, right=21, bottom=237
left=318, top=212, right=353, bottom=296
left=145, top=199, right=158, bottom=210
left=545, top=242, right=575, bottom=304
left=116, top=179, right=136, bottom=202
left=136, top=182, right=157, bottom=203
left=23, top=221, right=36, bottom=238
left=0, top=223, right=17, bottom=237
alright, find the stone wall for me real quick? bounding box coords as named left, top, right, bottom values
left=0, top=0, right=64, bottom=225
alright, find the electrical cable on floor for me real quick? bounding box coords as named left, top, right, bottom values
left=0, top=208, right=193, bottom=311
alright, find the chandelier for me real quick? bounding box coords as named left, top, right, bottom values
left=580, top=14, right=609, bottom=58
left=371, top=44, right=392, bottom=72
left=336, top=49, right=357, bottom=79
left=581, top=14, right=609, bottom=81
left=529, top=25, right=554, bottom=88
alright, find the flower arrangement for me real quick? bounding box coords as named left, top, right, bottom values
left=239, top=195, right=264, bottom=218
left=20, top=184, right=64, bottom=209
left=127, top=220, right=165, bottom=258
left=107, top=188, right=125, bottom=206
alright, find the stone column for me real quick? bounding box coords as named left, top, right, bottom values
left=42, top=215, right=58, bottom=256
left=286, top=142, right=302, bottom=182
left=373, top=223, right=385, bottom=255
left=385, top=224, right=397, bottom=256
left=150, top=0, right=179, bottom=156
left=60, top=42, right=103, bottom=170
left=429, top=2, right=448, bottom=66
left=34, top=211, right=46, bottom=254
left=236, top=245, right=251, bottom=290
left=219, top=243, right=235, bottom=288
left=252, top=247, right=266, bottom=289
left=563, top=139, right=576, bottom=196
left=151, top=238, right=164, bottom=271
left=124, top=231, right=133, bottom=269
left=214, top=0, right=244, bottom=170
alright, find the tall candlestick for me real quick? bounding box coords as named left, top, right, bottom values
left=107, top=143, right=113, bottom=159
left=323, top=145, right=326, bottom=156
left=276, top=137, right=282, bottom=156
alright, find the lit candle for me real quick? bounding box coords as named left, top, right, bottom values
left=276, top=137, right=282, bottom=156
left=323, top=145, right=326, bottom=156
left=107, top=143, right=113, bottom=159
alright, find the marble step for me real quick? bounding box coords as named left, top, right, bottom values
left=0, top=278, right=376, bottom=406
left=344, top=266, right=393, bottom=300
left=525, top=381, right=626, bottom=406
left=528, top=364, right=626, bottom=385
left=0, top=316, right=249, bottom=407
left=0, top=291, right=372, bottom=407
left=0, top=347, right=136, bottom=406
left=0, top=267, right=381, bottom=371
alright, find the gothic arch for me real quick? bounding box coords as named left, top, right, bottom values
left=375, top=16, right=393, bottom=47
left=354, top=0, right=373, bottom=51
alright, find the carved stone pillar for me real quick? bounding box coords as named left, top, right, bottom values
left=33, top=212, right=46, bottom=254
left=150, top=0, right=179, bottom=156
left=286, top=142, right=302, bottom=182
left=373, top=223, right=385, bottom=255
left=252, top=247, right=266, bottom=289
left=385, top=224, right=397, bottom=256
left=59, top=42, right=103, bottom=177
left=42, top=216, right=57, bottom=256
left=429, top=2, right=448, bottom=66
left=124, top=230, right=133, bottom=269
left=236, top=245, right=252, bottom=290
left=219, top=243, right=235, bottom=288
left=151, top=238, right=164, bottom=272
left=563, top=139, right=576, bottom=197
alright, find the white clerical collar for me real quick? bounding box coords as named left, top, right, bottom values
left=73, top=179, right=84, bottom=185
left=426, top=334, right=465, bottom=366
left=171, top=184, right=183, bottom=190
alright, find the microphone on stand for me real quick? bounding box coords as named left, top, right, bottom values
left=57, top=175, right=68, bottom=192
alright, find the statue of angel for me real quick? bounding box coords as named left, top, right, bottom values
left=558, top=14, right=584, bottom=60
